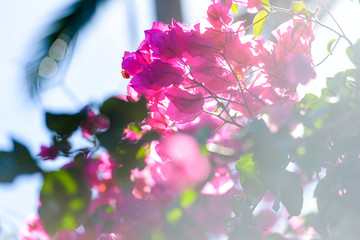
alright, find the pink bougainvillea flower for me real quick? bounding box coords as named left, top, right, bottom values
left=246, top=0, right=262, bottom=13
left=129, top=69, right=162, bottom=96
left=147, top=134, right=211, bottom=192
left=97, top=233, right=121, bottom=240
left=201, top=166, right=234, bottom=195
left=20, top=213, right=50, bottom=240
left=207, top=1, right=233, bottom=29
left=84, top=152, right=118, bottom=190
left=261, top=103, right=297, bottom=133
left=146, top=25, right=181, bottom=60
left=80, top=109, right=110, bottom=139
left=38, top=145, right=59, bottom=160
left=287, top=53, right=316, bottom=85
left=272, top=18, right=314, bottom=56
left=165, top=87, right=204, bottom=123
left=121, top=48, right=152, bottom=76
left=148, top=60, right=185, bottom=87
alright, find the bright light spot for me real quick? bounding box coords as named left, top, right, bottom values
left=49, top=38, right=67, bottom=60
left=38, top=56, right=57, bottom=78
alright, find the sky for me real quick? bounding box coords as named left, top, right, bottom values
left=0, top=0, right=360, bottom=238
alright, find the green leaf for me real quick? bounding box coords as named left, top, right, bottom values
left=291, top=22, right=304, bottom=40
left=253, top=10, right=269, bottom=38
left=235, top=153, right=258, bottom=185
left=39, top=167, right=91, bottom=235
left=0, top=140, right=41, bottom=183
left=277, top=171, right=303, bottom=216
left=296, top=93, right=319, bottom=110
left=231, top=3, right=238, bottom=15
left=326, top=72, right=346, bottom=95
left=346, top=40, right=360, bottom=68
left=180, top=189, right=197, bottom=208
left=98, top=97, right=147, bottom=152
left=326, top=39, right=337, bottom=55
left=115, top=131, right=159, bottom=192
left=261, top=0, right=270, bottom=11
left=46, top=109, right=87, bottom=137
left=292, top=1, right=310, bottom=16
left=166, top=208, right=182, bottom=224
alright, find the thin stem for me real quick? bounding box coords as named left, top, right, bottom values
left=317, top=0, right=353, bottom=46
left=315, top=37, right=341, bottom=67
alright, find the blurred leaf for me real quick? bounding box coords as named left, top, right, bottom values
left=98, top=97, right=148, bottom=152
left=326, top=72, right=346, bottom=95
left=46, top=109, right=87, bottom=137
left=166, top=208, right=183, bottom=224
left=277, top=171, right=303, bottom=216
left=236, top=153, right=258, bottom=185
left=39, top=167, right=91, bottom=235
left=253, top=10, right=268, bottom=38
left=180, top=189, right=197, bottom=208
left=114, top=131, right=159, bottom=192
left=262, top=0, right=270, bottom=11
left=26, top=0, right=108, bottom=97
left=0, top=140, right=41, bottom=183
left=231, top=195, right=249, bottom=217
left=292, top=1, right=310, bottom=16
left=231, top=3, right=238, bottom=15
left=346, top=39, right=360, bottom=68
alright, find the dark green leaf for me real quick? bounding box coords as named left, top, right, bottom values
left=46, top=109, right=87, bottom=137
left=114, top=131, right=159, bottom=192
left=98, top=97, right=147, bottom=152
left=346, top=40, right=360, bottom=68
left=0, top=140, right=41, bottom=183
left=277, top=171, right=303, bottom=216
left=326, top=72, right=346, bottom=95
left=39, top=167, right=91, bottom=235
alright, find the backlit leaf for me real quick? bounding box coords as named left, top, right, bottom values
left=231, top=3, right=238, bottom=15
left=326, top=38, right=337, bottom=55
left=292, top=1, right=310, bottom=16
left=253, top=10, right=268, bottom=38
left=262, top=0, right=270, bottom=11
left=39, top=167, right=91, bottom=235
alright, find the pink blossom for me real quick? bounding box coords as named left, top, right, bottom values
left=84, top=152, right=118, bottom=190
left=148, top=60, right=185, bottom=87
left=80, top=109, right=110, bottom=139
left=201, top=166, right=234, bottom=195
left=272, top=18, right=314, bottom=56
left=147, top=134, right=211, bottom=193
left=287, top=53, right=316, bottom=85
left=165, top=87, right=204, bottom=123
left=38, top=145, right=59, bottom=160
left=207, top=1, right=233, bottom=29
left=20, top=213, right=50, bottom=240
left=121, top=49, right=152, bottom=76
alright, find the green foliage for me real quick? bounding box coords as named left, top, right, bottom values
left=98, top=97, right=148, bottom=152
left=46, top=109, right=87, bottom=137
left=39, top=165, right=91, bottom=235
left=326, top=38, right=337, bottom=55
left=0, top=140, right=41, bottom=183
left=114, top=131, right=159, bottom=192
left=346, top=40, right=360, bottom=68
left=253, top=10, right=269, bottom=38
